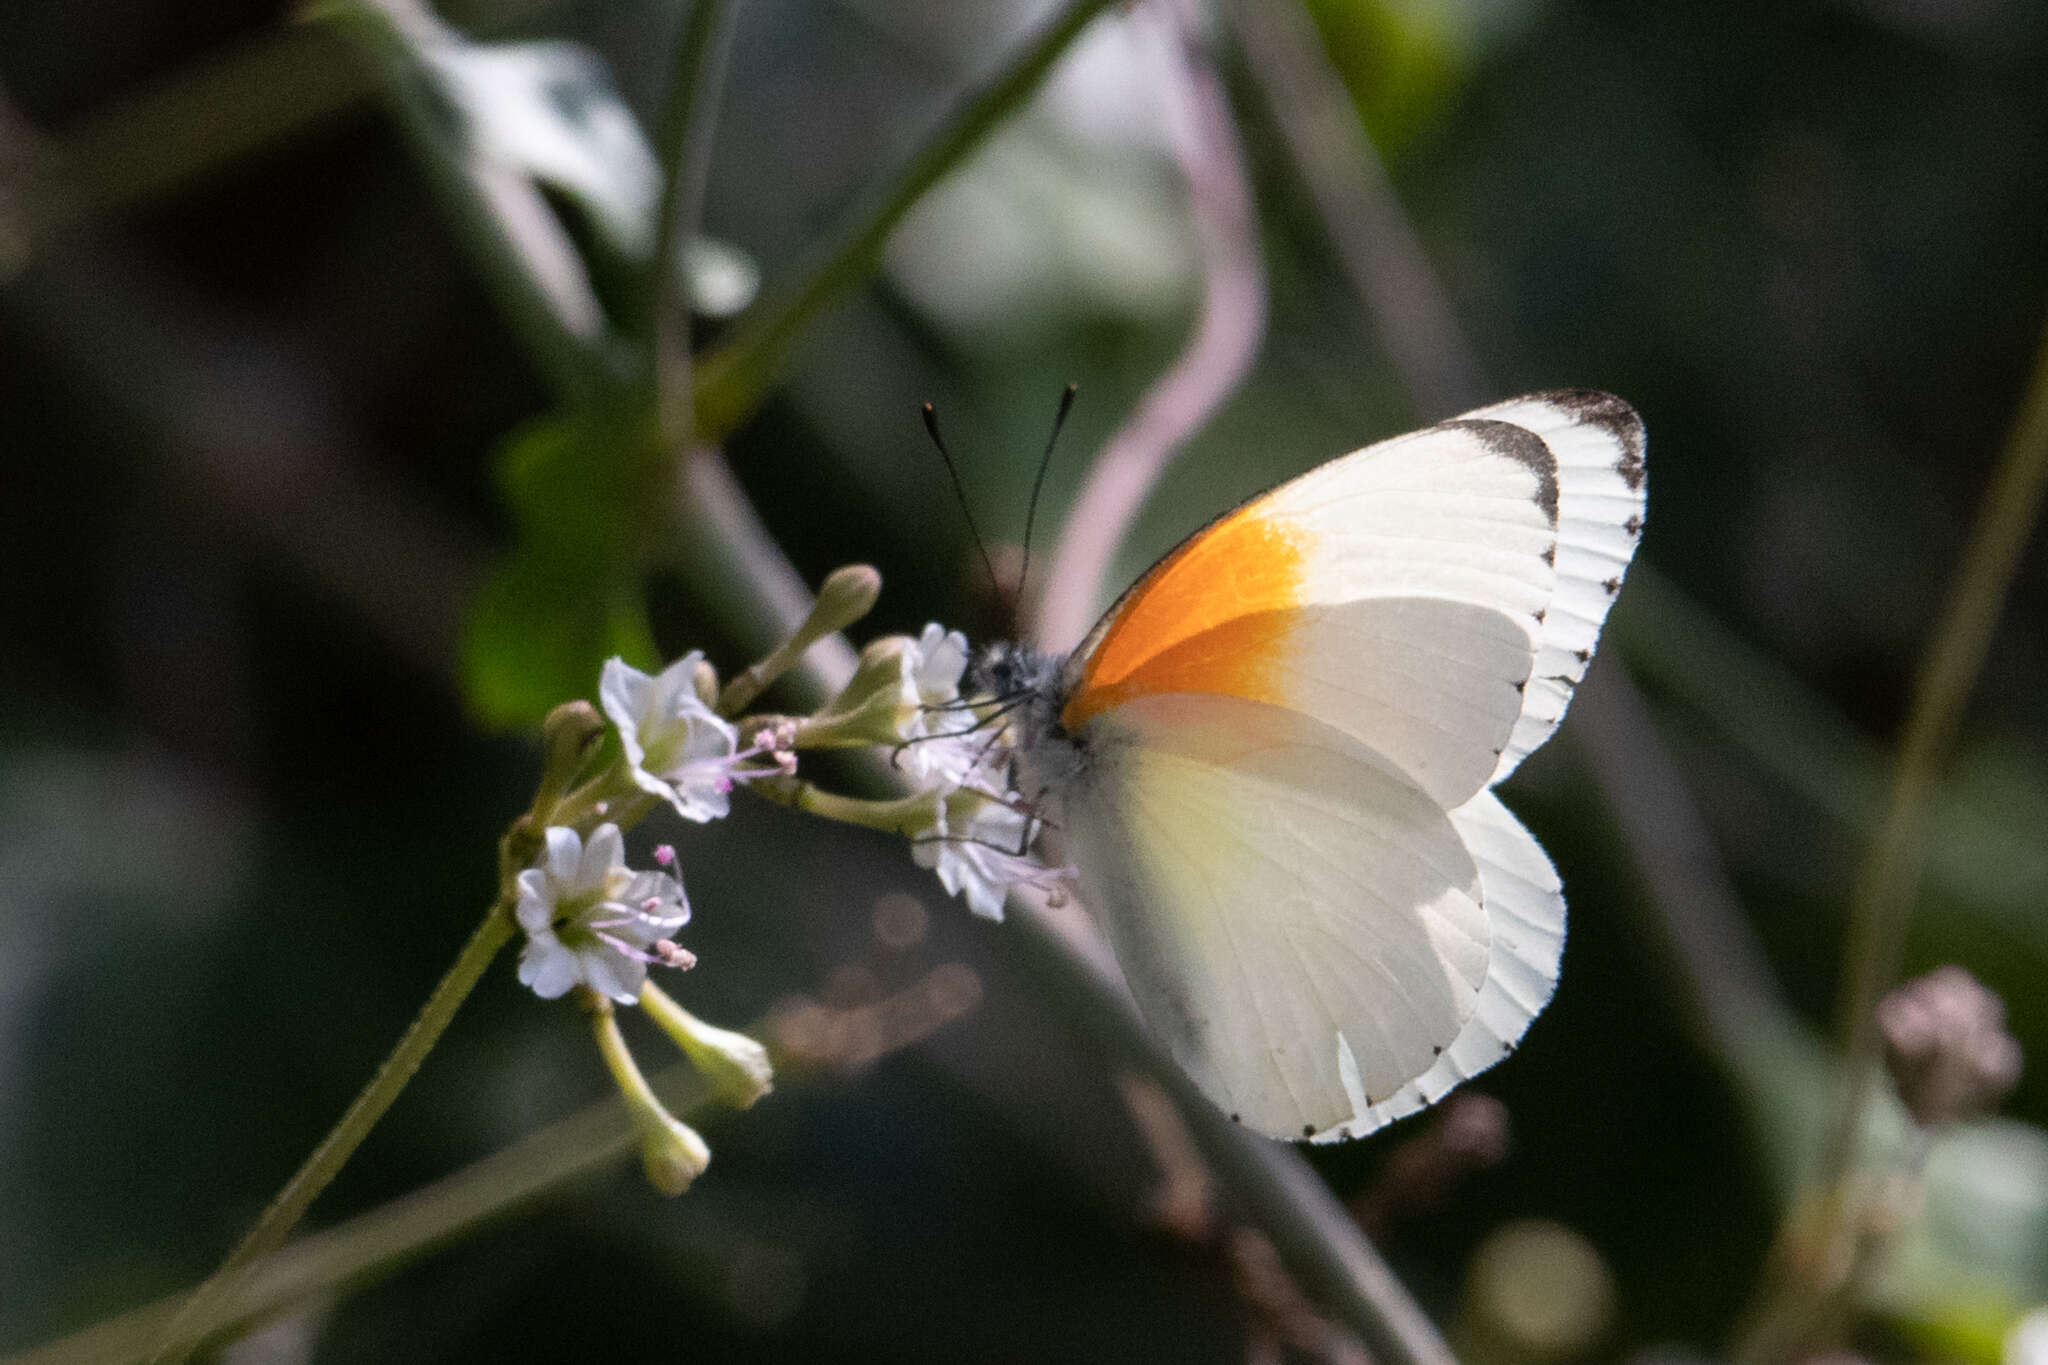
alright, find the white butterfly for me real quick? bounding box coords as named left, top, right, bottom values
left=976, top=391, right=1646, bottom=1141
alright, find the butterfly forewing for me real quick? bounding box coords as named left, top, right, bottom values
left=1459, top=391, right=1646, bottom=784
left=1062, top=418, right=1563, bottom=811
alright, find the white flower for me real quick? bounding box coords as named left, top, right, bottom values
left=600, top=653, right=740, bottom=821
left=516, top=824, right=690, bottom=1003
left=913, top=790, right=1057, bottom=921
left=898, top=624, right=986, bottom=787
left=909, top=623, right=970, bottom=710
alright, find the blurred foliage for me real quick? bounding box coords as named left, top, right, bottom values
left=3, top=0, right=2048, bottom=1362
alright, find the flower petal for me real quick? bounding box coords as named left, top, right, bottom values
left=583, top=943, right=646, bottom=1003
left=542, top=826, right=583, bottom=884
left=523, top=940, right=582, bottom=999
left=599, top=658, right=657, bottom=766
left=581, top=824, right=625, bottom=887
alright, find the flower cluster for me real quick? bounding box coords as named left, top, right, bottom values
left=505, top=568, right=1059, bottom=1194
left=861, top=623, right=1061, bottom=920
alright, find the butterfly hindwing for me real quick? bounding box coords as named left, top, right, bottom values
left=1311, top=789, right=1566, bottom=1140
left=1062, top=691, right=1491, bottom=1140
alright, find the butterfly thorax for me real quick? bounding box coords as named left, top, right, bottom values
left=968, top=640, right=1088, bottom=807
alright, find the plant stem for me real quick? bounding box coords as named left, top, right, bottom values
left=750, top=775, right=936, bottom=835
left=690, top=0, right=1121, bottom=438
left=6, top=1063, right=715, bottom=1365
left=641, top=0, right=740, bottom=441
left=1816, top=319, right=2048, bottom=1207
left=143, top=905, right=516, bottom=1365
left=3, top=26, right=373, bottom=274
left=1735, top=319, right=2048, bottom=1365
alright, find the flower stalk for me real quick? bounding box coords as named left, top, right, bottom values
left=144, top=903, right=518, bottom=1365
left=588, top=993, right=711, bottom=1196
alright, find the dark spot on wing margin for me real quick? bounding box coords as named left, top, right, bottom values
left=1441, top=419, right=1560, bottom=525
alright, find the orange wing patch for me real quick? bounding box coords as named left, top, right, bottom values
left=1062, top=506, right=1311, bottom=730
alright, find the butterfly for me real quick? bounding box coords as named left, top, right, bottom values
left=972, top=390, right=1646, bottom=1142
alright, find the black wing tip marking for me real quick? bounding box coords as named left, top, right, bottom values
left=1443, top=418, right=1560, bottom=526
left=1432, top=1045, right=1443, bottom=1056
left=1518, top=388, right=1647, bottom=492
left=1624, top=513, right=1646, bottom=538
left=1303, top=1124, right=1316, bottom=1138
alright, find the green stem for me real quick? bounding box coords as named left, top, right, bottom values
left=690, top=0, right=1121, bottom=437
left=1734, top=320, right=2048, bottom=1365
left=143, top=905, right=517, bottom=1365
left=751, top=775, right=936, bottom=835
left=6, top=26, right=373, bottom=272
left=640, top=0, right=741, bottom=440
left=1816, top=320, right=2048, bottom=1202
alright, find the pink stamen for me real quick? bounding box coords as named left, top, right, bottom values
left=654, top=844, right=677, bottom=868
left=595, top=930, right=663, bottom=965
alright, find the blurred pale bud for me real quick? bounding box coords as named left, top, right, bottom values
left=692, top=656, right=719, bottom=708
left=813, top=564, right=884, bottom=635
left=1455, top=1220, right=1617, bottom=1365
left=1878, top=965, right=2022, bottom=1128
left=2005, top=1305, right=2048, bottom=1365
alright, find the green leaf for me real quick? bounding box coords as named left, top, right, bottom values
left=460, top=413, right=663, bottom=729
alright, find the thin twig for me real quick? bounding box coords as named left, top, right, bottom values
left=1567, top=660, right=1789, bottom=1067
left=1224, top=0, right=1485, bottom=419
left=1802, top=318, right=2048, bottom=1301
left=1030, top=0, right=1268, bottom=651
left=690, top=0, right=1124, bottom=439
left=0, top=27, right=373, bottom=277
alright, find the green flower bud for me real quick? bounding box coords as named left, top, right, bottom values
left=642, top=982, right=774, bottom=1108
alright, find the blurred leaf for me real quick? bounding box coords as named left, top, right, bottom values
left=460, top=414, right=662, bottom=729
left=1299, top=0, right=1537, bottom=153
left=421, top=36, right=660, bottom=264
left=1725, top=1017, right=2048, bottom=1358
left=315, top=0, right=743, bottom=348
left=1880, top=1120, right=2048, bottom=1362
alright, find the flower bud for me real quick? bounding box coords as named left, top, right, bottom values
left=1878, top=965, right=2022, bottom=1128
left=532, top=699, right=607, bottom=808
left=718, top=565, right=885, bottom=715
left=793, top=636, right=914, bottom=748
left=638, top=1109, right=712, bottom=1196
left=642, top=982, right=775, bottom=1108
left=812, top=565, right=883, bottom=637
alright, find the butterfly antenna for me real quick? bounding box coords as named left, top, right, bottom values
left=1018, top=382, right=1078, bottom=608
left=922, top=401, right=1003, bottom=599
